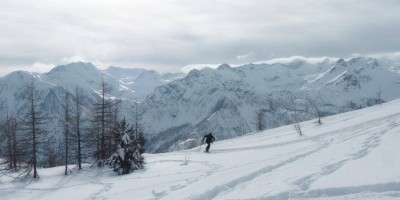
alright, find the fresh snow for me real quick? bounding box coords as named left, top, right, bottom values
left=2, top=99, right=400, bottom=199
left=2, top=57, right=400, bottom=153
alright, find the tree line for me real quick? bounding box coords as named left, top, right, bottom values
left=0, top=77, right=145, bottom=178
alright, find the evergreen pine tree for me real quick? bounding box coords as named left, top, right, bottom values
left=107, top=119, right=145, bottom=175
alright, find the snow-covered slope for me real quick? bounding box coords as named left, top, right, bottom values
left=2, top=57, right=400, bottom=154
left=0, top=62, right=184, bottom=160
left=2, top=99, right=400, bottom=200
left=142, top=57, right=400, bottom=152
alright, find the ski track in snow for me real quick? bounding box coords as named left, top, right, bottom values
left=164, top=110, right=400, bottom=200
left=2, top=101, right=400, bottom=200
left=192, top=148, right=324, bottom=200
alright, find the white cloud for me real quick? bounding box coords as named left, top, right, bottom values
left=60, top=56, right=88, bottom=64
left=256, top=56, right=339, bottom=65
left=367, top=52, right=400, bottom=63
left=30, top=62, right=56, bottom=73
left=0, top=62, right=55, bottom=76
left=180, top=55, right=339, bottom=73
left=61, top=56, right=107, bottom=69
left=181, top=64, right=222, bottom=73
left=0, top=0, right=399, bottom=75
left=236, top=52, right=255, bottom=60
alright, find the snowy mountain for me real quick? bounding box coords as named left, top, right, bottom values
left=2, top=99, right=400, bottom=200
left=104, top=66, right=185, bottom=99
left=0, top=62, right=183, bottom=106
left=1, top=57, right=400, bottom=154
left=0, top=62, right=183, bottom=155
left=142, top=57, right=400, bottom=152
left=0, top=62, right=185, bottom=112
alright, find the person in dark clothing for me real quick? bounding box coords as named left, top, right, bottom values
left=202, top=133, right=216, bottom=153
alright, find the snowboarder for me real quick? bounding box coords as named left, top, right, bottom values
left=202, top=133, right=216, bottom=153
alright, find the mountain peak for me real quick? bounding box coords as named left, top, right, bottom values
left=3, top=70, right=33, bottom=81
left=187, top=68, right=201, bottom=77
left=337, top=58, right=346, bottom=64
left=217, top=63, right=233, bottom=70
left=47, top=62, right=98, bottom=75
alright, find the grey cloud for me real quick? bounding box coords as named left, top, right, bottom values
left=0, top=0, right=399, bottom=75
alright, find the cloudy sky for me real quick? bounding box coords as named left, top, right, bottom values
left=0, top=0, right=399, bottom=75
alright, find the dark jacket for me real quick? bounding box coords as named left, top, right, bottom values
left=202, top=133, right=215, bottom=144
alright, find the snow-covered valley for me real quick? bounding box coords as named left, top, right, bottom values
left=2, top=99, right=400, bottom=200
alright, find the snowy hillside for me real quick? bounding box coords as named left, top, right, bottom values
left=2, top=99, right=400, bottom=200
left=143, top=57, right=400, bottom=152
left=2, top=57, right=400, bottom=154
left=0, top=62, right=183, bottom=155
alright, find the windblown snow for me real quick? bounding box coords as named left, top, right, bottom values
left=1, top=100, right=400, bottom=200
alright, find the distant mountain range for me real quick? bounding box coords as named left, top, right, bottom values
left=1, top=57, right=400, bottom=153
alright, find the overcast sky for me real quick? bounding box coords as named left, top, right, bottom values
left=0, top=0, right=399, bottom=75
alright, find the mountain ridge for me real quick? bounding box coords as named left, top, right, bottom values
left=141, top=56, right=400, bottom=152
left=1, top=56, right=400, bottom=153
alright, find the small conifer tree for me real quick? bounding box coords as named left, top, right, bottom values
left=107, top=119, right=145, bottom=175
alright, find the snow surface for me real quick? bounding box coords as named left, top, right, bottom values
left=2, top=100, right=400, bottom=200
left=143, top=56, right=400, bottom=152
left=2, top=57, right=400, bottom=154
